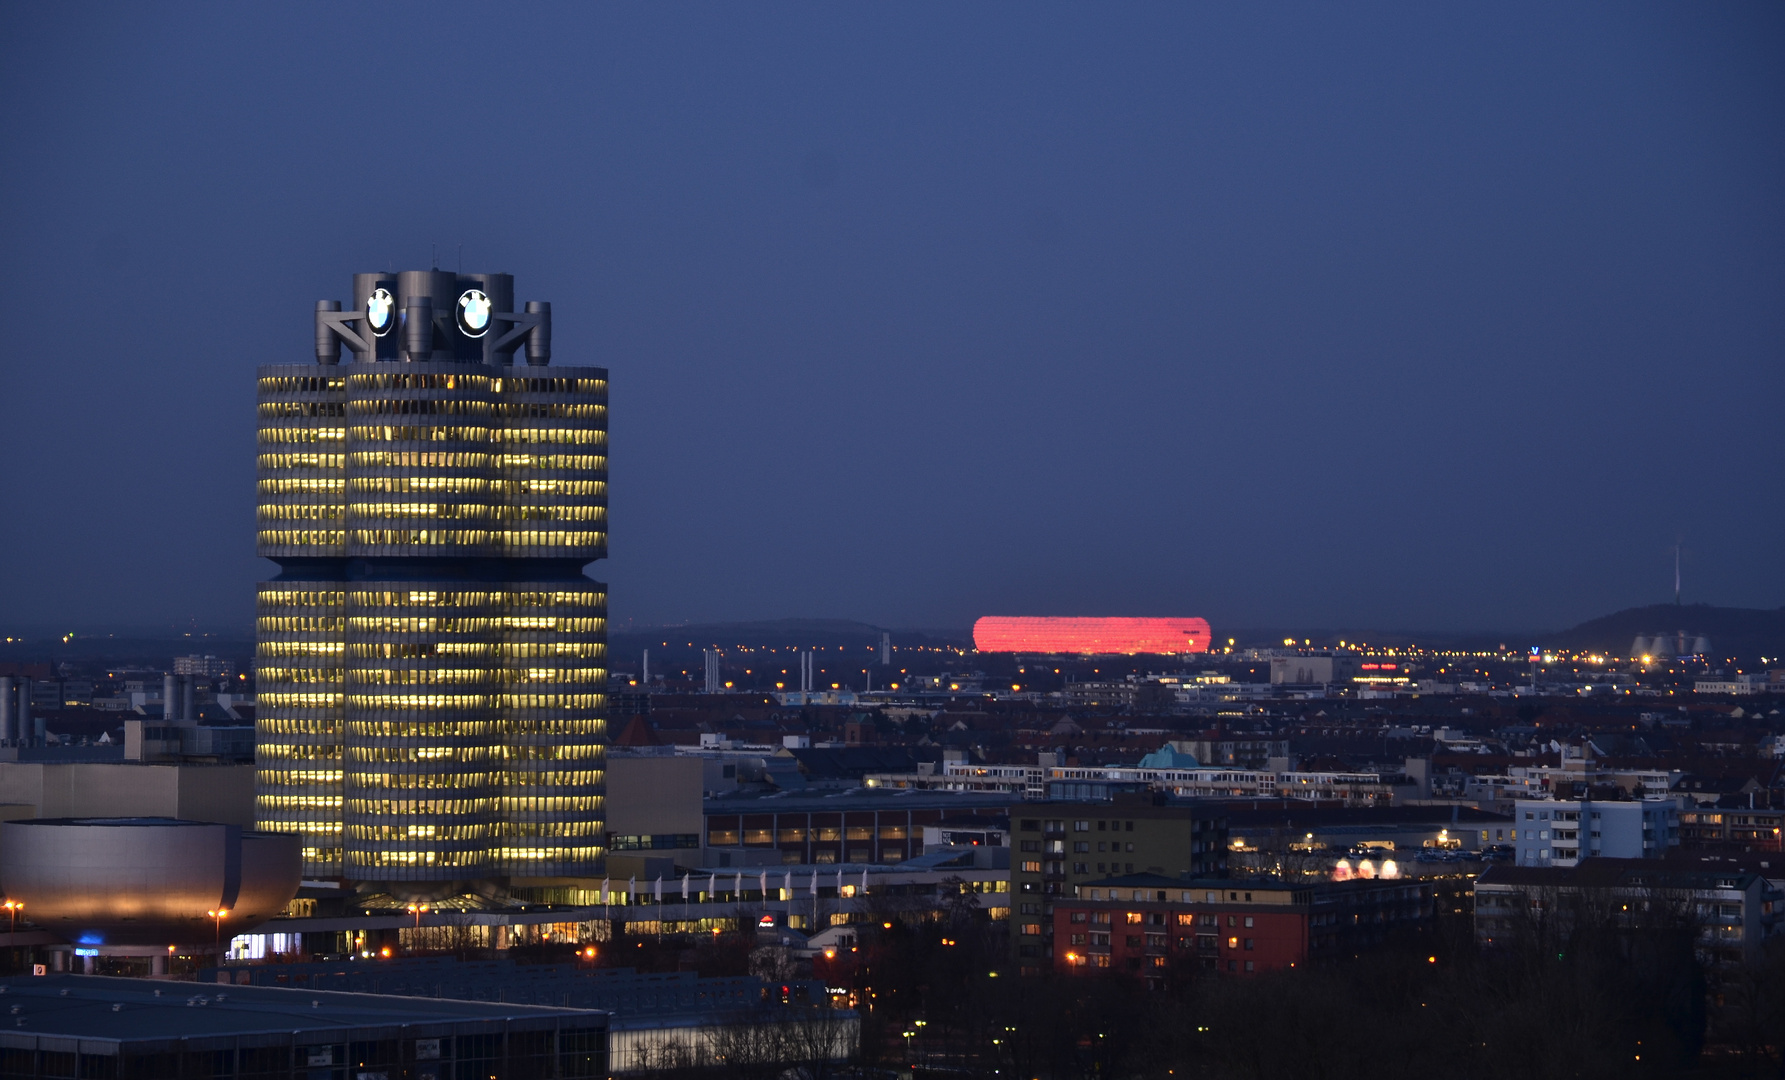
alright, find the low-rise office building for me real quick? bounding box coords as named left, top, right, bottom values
left=1051, top=874, right=1433, bottom=986
left=704, top=790, right=1009, bottom=867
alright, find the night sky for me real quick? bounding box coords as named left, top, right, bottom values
left=1, top=4, right=1780, bottom=636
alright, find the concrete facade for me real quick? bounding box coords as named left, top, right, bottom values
left=0, top=761, right=255, bottom=826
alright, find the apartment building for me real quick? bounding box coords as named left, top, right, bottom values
left=1009, top=794, right=1227, bottom=974
left=1052, top=873, right=1433, bottom=987
left=1513, top=797, right=1681, bottom=866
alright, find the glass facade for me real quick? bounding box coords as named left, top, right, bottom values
left=256, top=278, right=606, bottom=887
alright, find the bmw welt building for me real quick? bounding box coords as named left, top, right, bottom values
left=255, top=270, right=606, bottom=901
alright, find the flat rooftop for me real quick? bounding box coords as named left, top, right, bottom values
left=704, top=789, right=1011, bottom=813
left=0, top=974, right=601, bottom=1047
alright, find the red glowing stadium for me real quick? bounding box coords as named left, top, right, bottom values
left=972, top=616, right=1212, bottom=655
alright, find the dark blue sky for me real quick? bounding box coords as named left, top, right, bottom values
left=1, top=3, right=1780, bottom=636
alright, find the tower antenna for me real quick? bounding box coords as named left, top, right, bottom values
left=1674, top=544, right=1681, bottom=606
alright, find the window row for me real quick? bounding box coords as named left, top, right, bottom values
left=347, top=373, right=492, bottom=391
left=349, top=399, right=493, bottom=416
left=349, top=451, right=486, bottom=467
left=256, top=795, right=346, bottom=809
left=492, top=428, right=604, bottom=445
left=259, top=452, right=345, bottom=469
left=494, top=403, right=604, bottom=419
left=348, top=824, right=491, bottom=840
left=346, top=719, right=603, bottom=737
left=259, top=479, right=347, bottom=493
left=259, top=401, right=347, bottom=418
left=499, top=377, right=605, bottom=394
left=349, top=425, right=491, bottom=443
left=343, top=617, right=603, bottom=631
left=259, top=428, right=346, bottom=443
left=260, top=376, right=345, bottom=393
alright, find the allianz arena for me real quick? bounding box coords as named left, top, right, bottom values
left=973, top=616, right=1212, bottom=655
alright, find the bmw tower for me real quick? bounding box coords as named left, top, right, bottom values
left=255, top=269, right=606, bottom=903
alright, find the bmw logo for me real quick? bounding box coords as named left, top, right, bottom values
left=457, top=289, right=492, bottom=338
left=366, top=288, right=396, bottom=337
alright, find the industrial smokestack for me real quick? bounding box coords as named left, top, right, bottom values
left=181, top=676, right=196, bottom=722
left=0, top=677, right=14, bottom=743
left=164, top=674, right=179, bottom=721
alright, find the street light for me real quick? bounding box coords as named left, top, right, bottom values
left=407, top=903, right=428, bottom=930
left=206, top=909, right=229, bottom=954
left=3, top=900, right=22, bottom=937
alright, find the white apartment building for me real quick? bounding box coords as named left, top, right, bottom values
left=1513, top=797, right=1683, bottom=866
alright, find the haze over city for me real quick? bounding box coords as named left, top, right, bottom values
left=2, top=4, right=1781, bottom=638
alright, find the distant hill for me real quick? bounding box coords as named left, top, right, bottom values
left=1547, top=604, right=1785, bottom=662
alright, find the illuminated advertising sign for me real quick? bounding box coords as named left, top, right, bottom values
left=972, top=616, right=1211, bottom=655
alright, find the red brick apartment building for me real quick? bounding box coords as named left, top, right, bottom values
left=1052, top=873, right=1432, bottom=986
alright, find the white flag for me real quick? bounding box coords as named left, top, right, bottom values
left=708, top=874, right=718, bottom=901
left=810, top=871, right=818, bottom=896
left=628, top=876, right=637, bottom=905
left=654, top=876, right=663, bottom=902
left=861, top=868, right=869, bottom=893
left=682, top=873, right=690, bottom=901
left=783, top=871, right=793, bottom=897
left=759, top=871, right=768, bottom=898
left=735, top=872, right=744, bottom=897
left=836, top=868, right=844, bottom=894
left=601, top=877, right=611, bottom=905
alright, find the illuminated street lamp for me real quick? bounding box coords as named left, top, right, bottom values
left=407, top=902, right=428, bottom=930
left=3, top=900, right=22, bottom=937
left=206, top=908, right=229, bottom=953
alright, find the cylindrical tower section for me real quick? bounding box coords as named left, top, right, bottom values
left=495, top=366, right=607, bottom=561
left=257, top=365, right=347, bottom=559
left=315, top=301, right=343, bottom=365
left=353, top=274, right=401, bottom=362
left=254, top=581, right=346, bottom=879
left=396, top=270, right=459, bottom=362
left=343, top=584, right=501, bottom=884
left=344, top=363, right=499, bottom=559
left=468, top=274, right=515, bottom=365
left=523, top=301, right=551, bottom=365
left=495, top=579, right=607, bottom=878
left=0, top=678, right=14, bottom=744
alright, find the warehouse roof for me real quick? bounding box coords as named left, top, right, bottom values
left=0, top=975, right=600, bottom=1047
